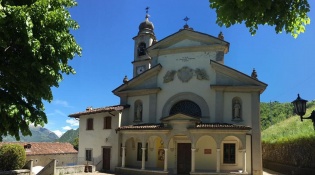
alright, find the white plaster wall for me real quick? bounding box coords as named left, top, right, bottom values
left=195, top=136, right=216, bottom=171
left=167, top=39, right=204, bottom=49
left=155, top=51, right=217, bottom=119
left=78, top=112, right=120, bottom=171
left=27, top=154, right=77, bottom=167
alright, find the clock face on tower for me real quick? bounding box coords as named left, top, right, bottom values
left=136, top=66, right=145, bottom=75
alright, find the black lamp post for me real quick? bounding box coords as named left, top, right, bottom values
left=292, top=94, right=315, bottom=130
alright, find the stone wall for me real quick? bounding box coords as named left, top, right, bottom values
left=55, top=165, right=89, bottom=175
left=0, top=170, right=31, bottom=175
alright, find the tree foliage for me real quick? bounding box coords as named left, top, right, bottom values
left=209, top=0, right=311, bottom=38
left=0, top=144, right=26, bottom=171
left=260, top=100, right=315, bottom=130
left=0, top=0, right=81, bottom=141
left=260, top=102, right=295, bottom=130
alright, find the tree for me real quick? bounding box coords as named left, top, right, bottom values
left=209, top=0, right=311, bottom=38
left=0, top=144, right=26, bottom=171
left=72, top=137, right=79, bottom=150
left=0, top=0, right=81, bottom=141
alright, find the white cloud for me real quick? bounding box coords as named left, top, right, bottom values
left=66, top=119, right=79, bottom=126
left=55, top=109, right=67, bottom=117
left=46, top=109, right=67, bottom=117
left=62, top=126, right=72, bottom=130
left=53, top=99, right=73, bottom=108
left=53, top=130, right=63, bottom=137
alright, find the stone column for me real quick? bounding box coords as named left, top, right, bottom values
left=191, top=148, right=196, bottom=173
left=164, top=148, right=168, bottom=171
left=216, top=148, right=220, bottom=173
left=141, top=147, right=146, bottom=170
left=242, top=149, right=247, bottom=173
left=121, top=147, right=126, bottom=168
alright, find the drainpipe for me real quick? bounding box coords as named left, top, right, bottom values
left=246, top=133, right=253, bottom=175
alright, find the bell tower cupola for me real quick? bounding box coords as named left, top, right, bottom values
left=132, top=7, right=157, bottom=77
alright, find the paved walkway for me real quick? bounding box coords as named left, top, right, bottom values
left=263, top=168, right=284, bottom=175
left=71, top=168, right=285, bottom=175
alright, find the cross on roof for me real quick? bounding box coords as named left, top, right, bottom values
left=183, top=16, right=190, bottom=24
left=145, top=7, right=149, bottom=14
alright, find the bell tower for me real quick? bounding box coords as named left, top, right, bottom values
left=132, top=7, right=157, bottom=77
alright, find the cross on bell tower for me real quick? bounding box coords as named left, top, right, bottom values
left=132, top=7, right=157, bottom=77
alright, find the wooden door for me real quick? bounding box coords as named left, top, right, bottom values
left=102, top=148, right=110, bottom=171
left=177, top=143, right=191, bottom=174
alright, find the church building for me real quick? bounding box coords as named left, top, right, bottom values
left=69, top=10, right=267, bottom=175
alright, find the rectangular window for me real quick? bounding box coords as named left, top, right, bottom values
left=87, top=118, right=93, bottom=130
left=104, top=117, right=111, bottom=129
left=85, top=149, right=92, bottom=161
left=223, top=143, right=236, bottom=164
left=137, top=142, right=148, bottom=161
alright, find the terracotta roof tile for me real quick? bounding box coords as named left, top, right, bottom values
left=0, top=142, right=78, bottom=155
left=116, top=123, right=166, bottom=131
left=116, top=123, right=251, bottom=131
left=69, top=105, right=130, bottom=118
left=195, top=123, right=251, bottom=130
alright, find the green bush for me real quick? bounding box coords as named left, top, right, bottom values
left=0, top=144, right=26, bottom=171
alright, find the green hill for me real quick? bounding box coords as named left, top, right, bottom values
left=58, top=128, right=79, bottom=143
left=262, top=104, right=315, bottom=143
left=261, top=103, right=315, bottom=173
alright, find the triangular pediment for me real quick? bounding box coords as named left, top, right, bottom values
left=148, top=29, right=229, bottom=56
left=112, top=64, right=162, bottom=97
left=210, top=60, right=267, bottom=93
left=161, top=113, right=201, bottom=122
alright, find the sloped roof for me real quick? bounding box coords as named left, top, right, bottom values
left=116, top=123, right=166, bottom=131
left=195, top=123, right=251, bottom=130
left=0, top=142, right=77, bottom=155
left=147, top=29, right=230, bottom=53
left=116, top=122, right=251, bottom=131
left=69, top=105, right=130, bottom=118
left=112, top=64, right=162, bottom=96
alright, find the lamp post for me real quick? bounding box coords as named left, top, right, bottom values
left=292, top=94, right=315, bottom=130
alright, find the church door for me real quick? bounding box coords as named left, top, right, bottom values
left=177, top=143, right=191, bottom=174
left=102, top=148, right=110, bottom=171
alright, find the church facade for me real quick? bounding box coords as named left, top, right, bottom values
left=69, top=11, right=267, bottom=175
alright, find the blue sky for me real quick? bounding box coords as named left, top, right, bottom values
left=43, top=0, right=315, bottom=137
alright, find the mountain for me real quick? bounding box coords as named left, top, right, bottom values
left=2, top=125, right=59, bottom=142
left=58, top=128, right=79, bottom=143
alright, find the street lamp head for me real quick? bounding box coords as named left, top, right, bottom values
left=292, top=94, right=308, bottom=121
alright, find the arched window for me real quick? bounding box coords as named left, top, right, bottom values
left=138, top=42, right=146, bottom=56
left=169, top=100, right=201, bottom=117
left=232, top=97, right=242, bottom=120
left=134, top=100, right=143, bottom=121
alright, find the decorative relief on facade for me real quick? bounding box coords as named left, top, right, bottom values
left=163, top=67, right=209, bottom=83
left=195, top=68, right=209, bottom=80
left=177, top=66, right=193, bottom=82
left=163, top=70, right=176, bottom=83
